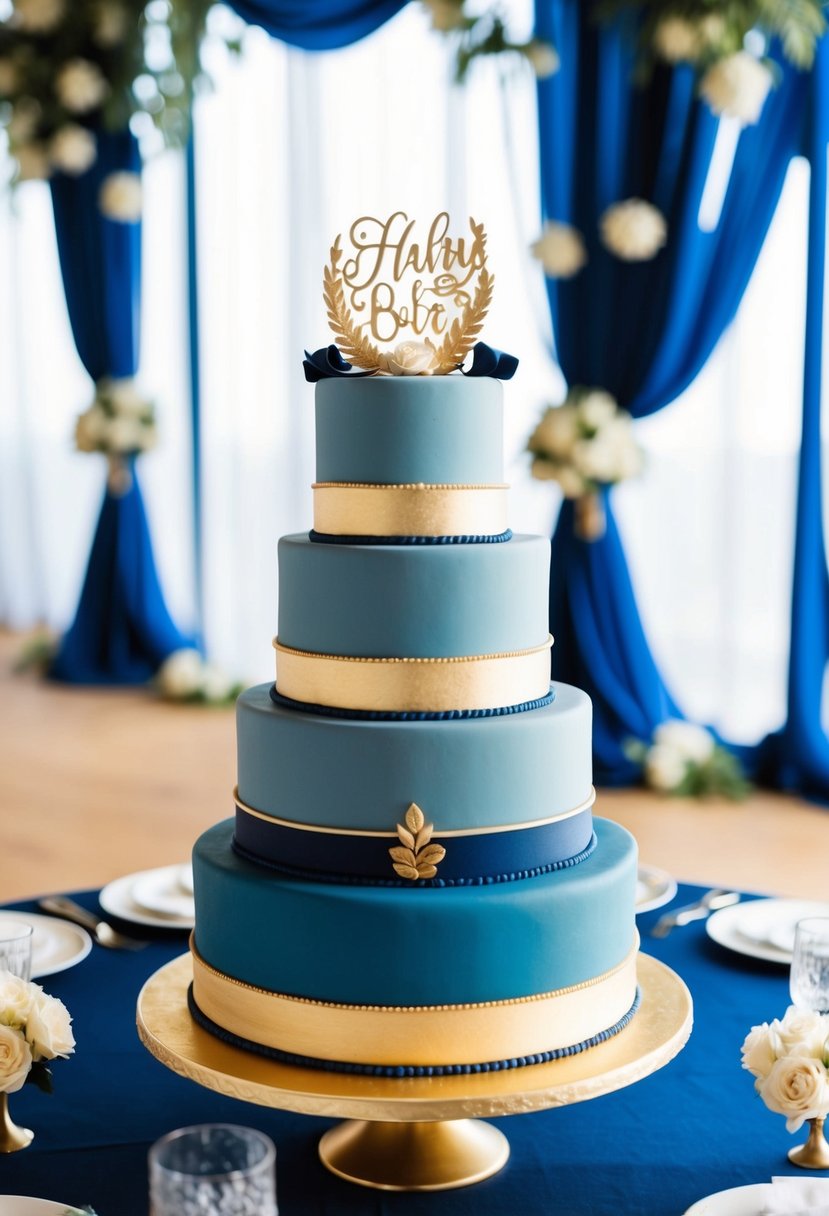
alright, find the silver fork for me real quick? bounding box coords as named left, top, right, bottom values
left=650, top=888, right=741, bottom=938
left=38, top=896, right=147, bottom=951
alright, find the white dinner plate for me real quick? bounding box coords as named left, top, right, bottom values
left=684, top=1183, right=771, bottom=1215
left=635, top=864, right=678, bottom=914
left=706, top=899, right=829, bottom=964
left=0, top=911, right=92, bottom=979
left=0, top=1198, right=83, bottom=1214
left=100, top=867, right=194, bottom=930
left=131, top=864, right=195, bottom=920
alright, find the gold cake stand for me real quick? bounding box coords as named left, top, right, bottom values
left=137, top=952, right=691, bottom=1192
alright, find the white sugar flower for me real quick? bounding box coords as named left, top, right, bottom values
left=13, top=0, right=64, bottom=33
left=644, top=743, right=687, bottom=792
left=771, top=1008, right=829, bottom=1062
left=760, top=1056, right=829, bottom=1133
left=7, top=98, right=40, bottom=143
left=652, top=16, right=700, bottom=64
left=0, top=972, right=36, bottom=1030
left=98, top=171, right=142, bottom=222
left=700, top=52, right=773, bottom=125
left=742, top=1022, right=779, bottom=1082
left=578, top=390, right=617, bottom=431
left=157, top=649, right=204, bottom=699
left=653, top=719, right=715, bottom=764
left=529, top=405, right=580, bottom=459
left=55, top=59, right=109, bottom=114
left=0, top=1023, right=32, bottom=1094
left=15, top=142, right=50, bottom=180
left=600, top=198, right=667, bottom=262
left=531, top=221, right=587, bottom=279
left=75, top=405, right=108, bottom=453
left=524, top=39, right=560, bottom=79
left=386, top=340, right=436, bottom=376
left=49, top=124, right=96, bottom=175
left=25, top=990, right=74, bottom=1061
left=422, top=0, right=465, bottom=32
left=93, top=2, right=129, bottom=46
left=0, top=59, right=21, bottom=96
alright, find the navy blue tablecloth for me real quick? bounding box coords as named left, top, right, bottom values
left=0, top=884, right=821, bottom=1213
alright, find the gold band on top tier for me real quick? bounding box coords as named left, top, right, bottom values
left=312, top=482, right=510, bottom=537
left=273, top=637, right=553, bottom=713
left=191, top=936, right=639, bottom=1067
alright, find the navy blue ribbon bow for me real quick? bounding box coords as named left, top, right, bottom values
left=303, top=342, right=519, bottom=382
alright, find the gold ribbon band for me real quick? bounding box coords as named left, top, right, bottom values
left=312, top=482, right=510, bottom=537
left=191, top=936, right=639, bottom=1067
left=273, top=637, right=553, bottom=713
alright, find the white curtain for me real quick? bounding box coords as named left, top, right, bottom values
left=0, top=1, right=812, bottom=751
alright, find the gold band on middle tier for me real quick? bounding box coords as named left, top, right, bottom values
left=312, top=482, right=510, bottom=537
left=273, top=637, right=553, bottom=712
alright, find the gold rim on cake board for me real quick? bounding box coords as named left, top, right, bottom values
left=136, top=951, right=692, bottom=1192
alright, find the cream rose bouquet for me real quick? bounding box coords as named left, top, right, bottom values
left=742, top=1007, right=829, bottom=1133
left=0, top=970, right=75, bottom=1095
left=626, top=719, right=750, bottom=800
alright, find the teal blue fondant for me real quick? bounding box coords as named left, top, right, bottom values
left=277, top=533, right=550, bottom=658
left=315, top=376, right=503, bottom=485
left=237, top=681, right=592, bottom=831
left=192, top=817, right=637, bottom=1006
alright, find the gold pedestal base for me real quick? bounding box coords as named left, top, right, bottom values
left=319, top=1118, right=510, bottom=1191
left=788, top=1117, right=829, bottom=1169
left=0, top=1093, right=33, bottom=1153
left=137, top=952, right=692, bottom=1192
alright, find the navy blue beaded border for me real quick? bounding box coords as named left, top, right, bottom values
left=269, top=685, right=555, bottom=721
left=309, top=529, right=513, bottom=546
left=230, top=832, right=597, bottom=889
left=187, top=985, right=641, bottom=1078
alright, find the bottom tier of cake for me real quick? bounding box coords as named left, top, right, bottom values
left=189, top=817, right=639, bottom=1074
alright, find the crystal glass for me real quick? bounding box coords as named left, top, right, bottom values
left=790, top=918, right=829, bottom=1013
left=0, top=921, right=33, bottom=980
left=149, top=1123, right=276, bottom=1216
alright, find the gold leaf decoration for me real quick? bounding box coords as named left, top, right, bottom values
left=389, top=803, right=446, bottom=882
left=432, top=219, right=493, bottom=374
left=323, top=237, right=387, bottom=373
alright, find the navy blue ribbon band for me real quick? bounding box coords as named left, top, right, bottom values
left=308, top=529, right=513, bottom=546
left=269, top=684, right=556, bottom=721
left=232, top=800, right=594, bottom=886
left=303, top=342, right=518, bottom=382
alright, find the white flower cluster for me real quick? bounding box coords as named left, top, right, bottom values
left=75, top=378, right=157, bottom=458
left=98, top=171, right=143, bottom=223
left=530, top=221, right=588, bottom=279
left=528, top=389, right=643, bottom=498
left=599, top=199, right=667, bottom=262
left=742, top=1006, right=829, bottom=1133
left=0, top=970, right=75, bottom=1094
left=156, top=648, right=239, bottom=705
left=643, top=719, right=715, bottom=793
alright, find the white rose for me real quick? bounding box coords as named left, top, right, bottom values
left=652, top=16, right=700, bottom=64
left=7, top=98, right=40, bottom=143
left=741, top=1022, right=778, bottom=1081
left=556, top=465, right=589, bottom=499
left=0, top=1023, right=32, bottom=1093
left=105, top=415, right=146, bottom=453
left=644, top=742, right=688, bottom=793
left=93, top=2, right=129, bottom=46
left=75, top=405, right=108, bottom=453
left=529, top=405, right=580, bottom=459
left=15, top=142, right=50, bottom=181
left=49, top=124, right=97, bottom=175
left=524, top=39, right=560, bottom=80
left=421, top=0, right=465, bottom=32
left=572, top=434, right=629, bottom=483
left=530, top=221, right=587, bottom=279
left=13, top=0, right=64, bottom=33
left=0, top=59, right=21, bottom=96
left=25, top=990, right=74, bottom=1061
left=600, top=198, right=668, bottom=262
left=699, top=52, right=773, bottom=126
left=578, top=391, right=617, bottom=431
left=157, top=648, right=204, bottom=699
left=55, top=59, right=109, bottom=114
left=0, top=972, right=36, bottom=1030
left=771, top=1007, right=829, bottom=1061
left=386, top=340, right=437, bottom=376
left=98, top=171, right=142, bottom=223
left=102, top=377, right=151, bottom=418
left=760, top=1056, right=829, bottom=1133
left=653, top=719, right=715, bottom=764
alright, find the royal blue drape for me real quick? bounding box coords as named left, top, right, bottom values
left=49, top=128, right=192, bottom=684
left=224, top=0, right=406, bottom=49
left=536, top=0, right=808, bottom=782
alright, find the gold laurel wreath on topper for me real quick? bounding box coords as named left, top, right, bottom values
left=389, top=803, right=446, bottom=881
left=323, top=217, right=494, bottom=375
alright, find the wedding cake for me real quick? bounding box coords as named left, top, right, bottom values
left=188, top=214, right=639, bottom=1076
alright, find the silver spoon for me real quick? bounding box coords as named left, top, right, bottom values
left=38, top=896, right=147, bottom=951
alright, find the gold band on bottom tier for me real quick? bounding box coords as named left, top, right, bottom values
left=190, top=936, right=639, bottom=1067
left=312, top=483, right=510, bottom=538
left=273, top=637, right=553, bottom=713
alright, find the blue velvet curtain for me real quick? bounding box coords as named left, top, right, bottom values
left=535, top=0, right=810, bottom=783
left=49, top=128, right=192, bottom=683
left=224, top=0, right=407, bottom=48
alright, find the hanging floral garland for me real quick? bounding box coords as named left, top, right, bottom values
left=420, top=0, right=560, bottom=82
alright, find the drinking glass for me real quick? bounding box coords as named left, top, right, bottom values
left=0, top=920, right=33, bottom=980
left=790, top=917, right=829, bottom=1013
left=149, top=1123, right=277, bottom=1216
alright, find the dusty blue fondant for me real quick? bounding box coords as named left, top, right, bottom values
left=315, top=375, right=503, bottom=485
left=269, top=685, right=555, bottom=720
left=277, top=533, right=550, bottom=658
left=238, top=681, right=592, bottom=831
left=192, top=817, right=636, bottom=1006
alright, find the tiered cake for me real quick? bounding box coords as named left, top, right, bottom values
left=188, top=214, right=639, bottom=1076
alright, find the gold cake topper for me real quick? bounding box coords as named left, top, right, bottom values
left=389, top=802, right=446, bottom=881
left=324, top=212, right=493, bottom=375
